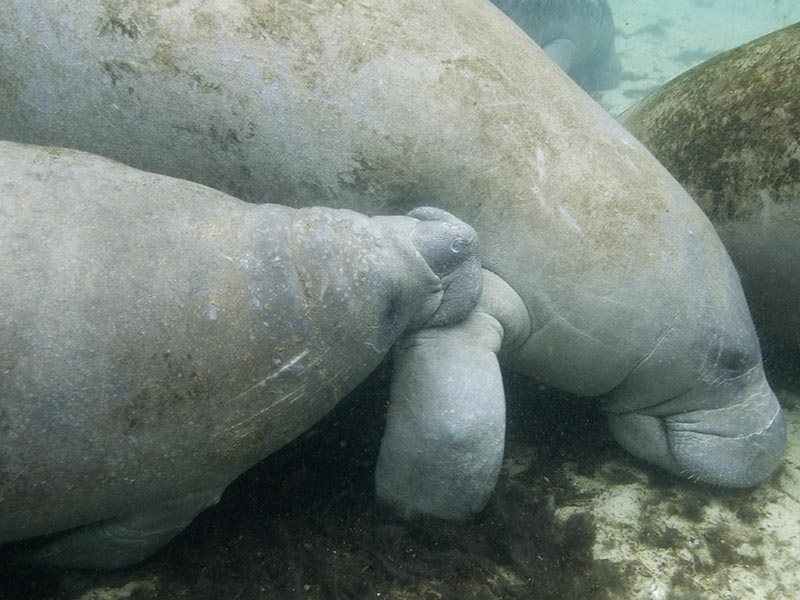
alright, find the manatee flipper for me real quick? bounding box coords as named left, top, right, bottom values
left=24, top=489, right=223, bottom=569
left=541, top=38, right=579, bottom=73
left=376, top=271, right=530, bottom=519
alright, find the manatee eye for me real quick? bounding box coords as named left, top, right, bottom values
left=717, top=346, right=756, bottom=372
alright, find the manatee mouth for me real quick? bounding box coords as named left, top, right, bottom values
left=663, top=403, right=785, bottom=487
left=606, top=380, right=787, bottom=487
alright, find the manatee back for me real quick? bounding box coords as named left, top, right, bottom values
left=0, top=143, right=431, bottom=542
left=0, top=0, right=753, bottom=398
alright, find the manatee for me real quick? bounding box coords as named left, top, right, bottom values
left=491, top=0, right=622, bottom=90
left=0, top=0, right=786, bottom=513
left=0, top=141, right=485, bottom=568
left=620, top=23, right=800, bottom=361
left=376, top=269, right=529, bottom=519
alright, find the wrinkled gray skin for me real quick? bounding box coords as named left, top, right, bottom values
left=621, top=23, right=800, bottom=361
left=491, top=0, right=621, bottom=90
left=377, top=271, right=530, bottom=518
left=0, top=141, right=484, bottom=568
left=0, top=0, right=785, bottom=520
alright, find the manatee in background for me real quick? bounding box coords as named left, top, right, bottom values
left=621, top=23, right=800, bottom=361
left=0, top=0, right=785, bottom=512
left=0, top=141, right=486, bottom=568
left=491, top=0, right=622, bottom=90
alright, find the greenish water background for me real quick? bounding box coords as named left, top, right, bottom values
left=601, top=0, right=800, bottom=113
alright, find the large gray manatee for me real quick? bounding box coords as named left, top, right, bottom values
left=490, top=0, right=621, bottom=91
left=0, top=1, right=785, bottom=499
left=0, top=141, right=484, bottom=568
left=620, top=23, right=800, bottom=362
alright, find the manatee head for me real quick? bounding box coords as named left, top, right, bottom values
left=368, top=207, right=482, bottom=342
left=601, top=270, right=786, bottom=487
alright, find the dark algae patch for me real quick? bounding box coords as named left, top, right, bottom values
left=0, top=368, right=619, bottom=600
left=703, top=524, right=765, bottom=569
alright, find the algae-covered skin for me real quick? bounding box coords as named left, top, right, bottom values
left=0, top=0, right=785, bottom=489
left=0, top=141, right=483, bottom=568
left=621, top=23, right=800, bottom=358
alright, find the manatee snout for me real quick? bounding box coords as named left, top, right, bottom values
left=665, top=380, right=787, bottom=488
left=407, top=207, right=482, bottom=328
left=607, top=374, right=787, bottom=488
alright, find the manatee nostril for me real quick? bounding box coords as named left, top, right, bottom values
left=450, top=236, right=475, bottom=254
left=408, top=208, right=479, bottom=279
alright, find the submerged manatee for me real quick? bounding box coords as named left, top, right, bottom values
left=621, top=23, right=800, bottom=360
left=0, top=0, right=785, bottom=516
left=491, top=0, right=621, bottom=90
left=0, top=141, right=483, bottom=568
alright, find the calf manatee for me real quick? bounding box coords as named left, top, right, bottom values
left=0, top=141, right=484, bottom=568
left=491, top=0, right=621, bottom=90
left=0, top=0, right=785, bottom=513
left=621, top=23, right=800, bottom=361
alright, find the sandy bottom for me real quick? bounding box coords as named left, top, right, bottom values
left=554, top=385, right=800, bottom=600
left=598, top=0, right=800, bottom=115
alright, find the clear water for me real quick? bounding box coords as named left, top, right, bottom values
left=601, top=0, right=800, bottom=114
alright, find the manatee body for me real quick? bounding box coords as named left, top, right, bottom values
left=0, top=141, right=482, bottom=568
left=0, top=0, right=785, bottom=498
left=621, top=23, right=800, bottom=360
left=491, top=0, right=621, bottom=90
